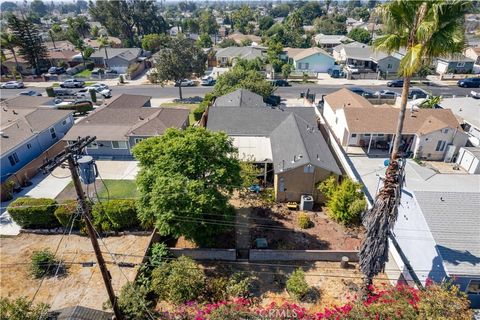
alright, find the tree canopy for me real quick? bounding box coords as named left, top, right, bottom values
left=141, top=33, right=170, bottom=52
left=132, top=127, right=242, bottom=246
left=348, top=27, right=371, bottom=44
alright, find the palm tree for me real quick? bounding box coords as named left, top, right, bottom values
left=75, top=16, right=91, bottom=39
left=1, top=32, right=22, bottom=80
left=359, top=0, right=469, bottom=293
left=98, top=36, right=110, bottom=69
left=49, top=29, right=56, bottom=49
left=419, top=96, right=441, bottom=109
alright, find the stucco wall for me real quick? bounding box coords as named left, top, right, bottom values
left=322, top=102, right=348, bottom=145
left=414, top=128, right=466, bottom=160
left=377, top=56, right=400, bottom=73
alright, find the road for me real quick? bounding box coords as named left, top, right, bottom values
left=1, top=83, right=475, bottom=100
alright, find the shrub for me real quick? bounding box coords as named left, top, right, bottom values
left=149, top=242, right=169, bottom=267
left=204, top=277, right=229, bottom=302
left=297, top=212, right=312, bottom=229
left=0, top=180, right=15, bottom=202
left=8, top=198, right=59, bottom=229
left=54, top=200, right=84, bottom=230
left=348, top=198, right=366, bottom=218
left=286, top=268, right=309, bottom=300
left=151, top=256, right=205, bottom=304
left=0, top=297, right=50, bottom=320
left=30, top=249, right=64, bottom=279
left=89, top=88, right=97, bottom=103
left=45, top=86, right=55, bottom=97
left=226, top=272, right=256, bottom=298
left=86, top=61, right=95, bottom=70
left=92, top=199, right=140, bottom=232
left=116, top=282, right=153, bottom=320
left=119, top=74, right=125, bottom=84
left=193, top=104, right=206, bottom=121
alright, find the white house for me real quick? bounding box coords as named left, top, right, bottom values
left=314, top=34, right=352, bottom=51
left=440, top=97, right=480, bottom=147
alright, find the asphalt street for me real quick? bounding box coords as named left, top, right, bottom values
left=0, top=83, right=476, bottom=100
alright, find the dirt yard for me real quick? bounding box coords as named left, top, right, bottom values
left=0, top=233, right=151, bottom=310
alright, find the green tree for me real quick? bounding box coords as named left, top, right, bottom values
left=360, top=0, right=470, bottom=292
left=132, top=127, right=242, bottom=246
left=117, top=282, right=153, bottom=319
left=151, top=256, right=205, bottom=304
left=182, top=17, right=200, bottom=34
left=240, top=162, right=260, bottom=189
left=419, top=96, right=441, bottom=109
left=30, top=0, right=47, bottom=17
left=153, top=37, right=206, bottom=100
left=232, top=5, right=253, bottom=33
left=7, top=15, right=48, bottom=75
left=0, top=297, right=49, bottom=320
left=281, top=63, right=292, bottom=80
left=258, top=16, right=274, bottom=32
left=91, top=25, right=100, bottom=38
left=298, top=1, right=324, bottom=25
left=286, top=268, right=309, bottom=300
left=141, top=33, right=170, bottom=53
left=75, top=16, right=91, bottom=38
left=197, top=33, right=213, bottom=48
left=351, top=7, right=371, bottom=22
left=267, top=40, right=284, bottom=73
left=1, top=32, right=22, bottom=80
left=198, top=9, right=219, bottom=38
left=1, top=1, right=17, bottom=12
left=218, top=38, right=238, bottom=48
left=348, top=27, right=372, bottom=44
left=314, top=15, right=347, bottom=35
left=74, top=39, right=93, bottom=68
left=285, top=10, right=303, bottom=30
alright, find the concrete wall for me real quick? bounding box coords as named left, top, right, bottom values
left=249, top=249, right=359, bottom=262
left=274, top=165, right=334, bottom=202
left=169, top=248, right=237, bottom=261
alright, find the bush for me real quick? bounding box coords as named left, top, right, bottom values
left=117, top=282, right=153, bottom=320
left=286, top=268, right=309, bottom=300
left=204, top=277, right=229, bottom=302
left=45, top=86, right=55, bottom=97
left=89, top=89, right=97, bottom=103
left=30, top=249, right=64, bottom=278
left=226, top=272, right=256, bottom=298
left=151, top=256, right=205, bottom=304
left=149, top=242, right=169, bottom=267
left=119, top=74, right=125, bottom=84
left=54, top=200, right=84, bottom=230
left=0, top=297, right=50, bottom=320
left=8, top=198, right=59, bottom=229
left=193, top=104, right=206, bottom=121
left=297, top=212, right=312, bottom=229
left=92, top=199, right=140, bottom=232
left=0, top=180, right=15, bottom=202
left=86, top=62, right=95, bottom=71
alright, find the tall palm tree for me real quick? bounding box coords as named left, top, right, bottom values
left=49, top=29, right=56, bottom=49
left=359, top=0, right=469, bottom=293
left=1, top=32, right=22, bottom=80
left=75, top=16, right=91, bottom=39
left=98, top=36, right=110, bottom=69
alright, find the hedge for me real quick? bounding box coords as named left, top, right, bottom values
left=54, top=200, right=85, bottom=230
left=8, top=198, right=60, bottom=229
left=92, top=199, right=140, bottom=231
left=57, top=103, right=93, bottom=115
left=193, top=104, right=206, bottom=121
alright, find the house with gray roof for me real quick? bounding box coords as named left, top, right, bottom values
left=90, top=48, right=144, bottom=73
left=435, top=54, right=475, bottom=75
left=213, top=89, right=266, bottom=108
left=0, top=103, right=73, bottom=183
left=215, top=46, right=266, bottom=67
left=313, top=34, right=353, bottom=51
left=207, top=106, right=341, bottom=202
left=394, top=189, right=480, bottom=308
left=335, top=44, right=400, bottom=74
left=63, top=94, right=190, bottom=159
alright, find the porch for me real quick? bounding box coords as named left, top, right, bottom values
left=345, top=133, right=416, bottom=158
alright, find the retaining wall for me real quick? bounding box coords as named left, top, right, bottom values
left=169, top=248, right=237, bottom=261
left=249, top=250, right=359, bottom=262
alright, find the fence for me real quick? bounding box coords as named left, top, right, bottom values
left=249, top=250, right=359, bottom=262
left=169, top=248, right=237, bottom=261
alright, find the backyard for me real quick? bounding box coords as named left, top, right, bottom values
left=160, top=102, right=199, bottom=125
left=55, top=179, right=138, bottom=201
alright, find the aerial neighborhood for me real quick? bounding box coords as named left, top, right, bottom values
left=1, top=0, right=479, bottom=319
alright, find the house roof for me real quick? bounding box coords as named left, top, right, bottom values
left=342, top=45, right=374, bottom=60
left=207, top=107, right=340, bottom=174
left=437, top=54, right=475, bottom=63
left=439, top=97, right=480, bottom=129
left=213, top=89, right=266, bottom=107
left=332, top=41, right=365, bottom=53
left=344, top=107, right=462, bottom=135
left=48, top=305, right=113, bottom=320
left=227, top=32, right=261, bottom=44
left=90, top=48, right=141, bottom=62
left=1, top=107, right=72, bottom=155
left=414, top=191, right=480, bottom=276
left=1, top=96, right=55, bottom=109
left=323, top=88, right=373, bottom=110
left=215, top=46, right=266, bottom=60
left=284, top=47, right=332, bottom=61
left=314, top=34, right=352, bottom=45
left=48, top=49, right=78, bottom=60
left=63, top=94, right=189, bottom=141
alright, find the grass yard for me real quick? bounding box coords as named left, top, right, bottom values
left=96, top=180, right=138, bottom=200
left=160, top=102, right=200, bottom=125
left=75, top=69, right=92, bottom=77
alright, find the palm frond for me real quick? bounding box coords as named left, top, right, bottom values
left=399, top=44, right=424, bottom=77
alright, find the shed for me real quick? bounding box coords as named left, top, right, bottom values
left=456, top=147, right=480, bottom=174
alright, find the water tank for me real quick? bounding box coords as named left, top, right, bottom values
left=300, top=195, right=314, bottom=211
left=77, top=156, right=98, bottom=185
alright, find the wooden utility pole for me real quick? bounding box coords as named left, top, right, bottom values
left=40, top=137, right=123, bottom=320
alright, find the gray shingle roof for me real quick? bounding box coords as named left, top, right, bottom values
left=90, top=48, right=141, bottom=62
left=414, top=191, right=480, bottom=276
left=215, top=46, right=266, bottom=60
left=48, top=305, right=112, bottom=320
left=213, top=89, right=266, bottom=108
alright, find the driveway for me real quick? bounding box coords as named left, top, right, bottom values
left=0, top=161, right=139, bottom=235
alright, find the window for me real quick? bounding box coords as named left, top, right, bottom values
left=387, top=63, right=393, bottom=69
left=435, top=140, right=446, bottom=152
left=50, top=127, right=56, bottom=139
left=298, top=62, right=303, bottom=70
left=467, top=280, right=480, bottom=294
left=27, top=143, right=32, bottom=149
left=351, top=134, right=357, bottom=138
left=304, top=63, right=309, bottom=70
left=443, top=129, right=449, bottom=134
left=365, top=133, right=371, bottom=137
left=279, top=178, right=285, bottom=192
left=87, top=142, right=98, bottom=149
left=304, top=164, right=314, bottom=173
left=62, top=118, right=71, bottom=126
left=134, top=138, right=144, bottom=144
left=111, top=141, right=128, bottom=149
left=8, top=153, right=19, bottom=166
left=456, top=62, right=465, bottom=67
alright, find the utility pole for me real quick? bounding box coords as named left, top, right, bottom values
left=40, top=136, right=124, bottom=320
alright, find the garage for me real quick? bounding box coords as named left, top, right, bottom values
left=456, top=147, right=480, bottom=174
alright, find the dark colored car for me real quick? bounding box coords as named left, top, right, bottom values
left=457, top=77, right=480, bottom=88
left=387, top=79, right=404, bottom=87
left=48, top=67, right=66, bottom=74
left=53, top=88, right=75, bottom=97
left=105, top=69, right=118, bottom=75
left=408, top=88, right=429, bottom=99
left=348, top=87, right=375, bottom=98
left=270, top=79, right=290, bottom=87
left=265, top=95, right=281, bottom=106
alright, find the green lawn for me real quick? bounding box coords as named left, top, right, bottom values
left=96, top=180, right=138, bottom=200
left=75, top=69, right=92, bottom=77
left=160, top=103, right=200, bottom=125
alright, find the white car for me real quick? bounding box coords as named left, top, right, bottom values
left=175, top=79, right=195, bottom=87
left=1, top=81, right=24, bottom=89
left=471, top=90, right=480, bottom=99
left=346, top=64, right=360, bottom=74
left=374, top=90, right=398, bottom=98
left=60, top=79, right=85, bottom=88
left=77, top=86, right=112, bottom=98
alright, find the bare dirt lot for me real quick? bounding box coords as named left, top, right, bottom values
left=0, top=233, right=150, bottom=310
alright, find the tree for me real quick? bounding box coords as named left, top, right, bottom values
left=197, top=33, right=213, bottom=48
left=116, top=282, right=154, bottom=319
left=1, top=32, right=22, bottom=80
left=419, top=96, right=441, bottom=109
left=98, top=36, right=110, bottom=68
left=1, top=1, right=17, bottom=12
left=281, top=63, right=292, bottom=80
left=7, top=15, right=48, bottom=75
left=286, top=268, right=309, bottom=300
left=258, top=16, right=274, bottom=32
left=298, top=1, right=324, bottom=25
left=314, top=15, right=347, bottom=35
left=359, top=0, right=470, bottom=293
left=285, top=10, right=303, bottom=30
left=232, top=5, right=253, bottom=33
left=0, top=297, right=49, bottom=320
left=198, top=9, right=219, bottom=38
left=153, top=37, right=206, bottom=100
left=182, top=17, right=200, bottom=34
left=218, top=38, right=238, bottom=48
left=141, top=33, right=170, bottom=53
left=91, top=25, right=100, bottom=38
left=351, top=7, right=371, bottom=22
left=132, top=127, right=242, bottom=246
left=75, top=16, right=91, bottom=38
left=30, top=0, right=47, bottom=17
left=267, top=40, right=284, bottom=73
left=74, top=39, right=93, bottom=68
left=348, top=27, right=371, bottom=44
left=270, top=3, right=291, bottom=17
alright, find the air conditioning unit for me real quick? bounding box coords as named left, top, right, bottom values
left=300, top=195, right=314, bottom=211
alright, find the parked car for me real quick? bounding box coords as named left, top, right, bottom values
left=471, top=90, right=480, bottom=99
left=175, top=79, right=195, bottom=87
left=1, top=81, right=24, bottom=89
left=270, top=79, right=290, bottom=87
left=457, top=77, right=480, bottom=88
left=201, top=76, right=216, bottom=86
left=18, top=90, right=42, bottom=96
left=386, top=79, right=404, bottom=87
left=53, top=88, right=75, bottom=97
left=408, top=88, right=429, bottom=99
left=48, top=67, right=66, bottom=75
left=265, top=95, right=281, bottom=106
left=78, top=86, right=112, bottom=98
left=346, top=64, right=360, bottom=74
left=105, top=69, right=118, bottom=75
left=348, top=87, right=375, bottom=98
left=374, top=90, right=398, bottom=98
left=91, top=68, right=105, bottom=77
left=60, top=79, right=85, bottom=88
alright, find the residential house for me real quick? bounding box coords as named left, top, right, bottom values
left=0, top=100, right=74, bottom=183
left=464, top=47, right=480, bottom=65
left=393, top=190, right=480, bottom=308
left=456, top=147, right=480, bottom=174
left=226, top=32, right=262, bottom=46
left=340, top=45, right=401, bottom=74
left=313, top=34, right=352, bottom=51
left=284, top=47, right=335, bottom=74
left=62, top=94, right=190, bottom=159
left=90, top=48, right=144, bottom=73
left=215, top=46, right=266, bottom=67
left=332, top=41, right=365, bottom=62
left=322, top=88, right=468, bottom=160
left=207, top=100, right=341, bottom=202
left=213, top=89, right=266, bottom=107
left=439, top=97, right=480, bottom=147
left=436, top=55, right=475, bottom=74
